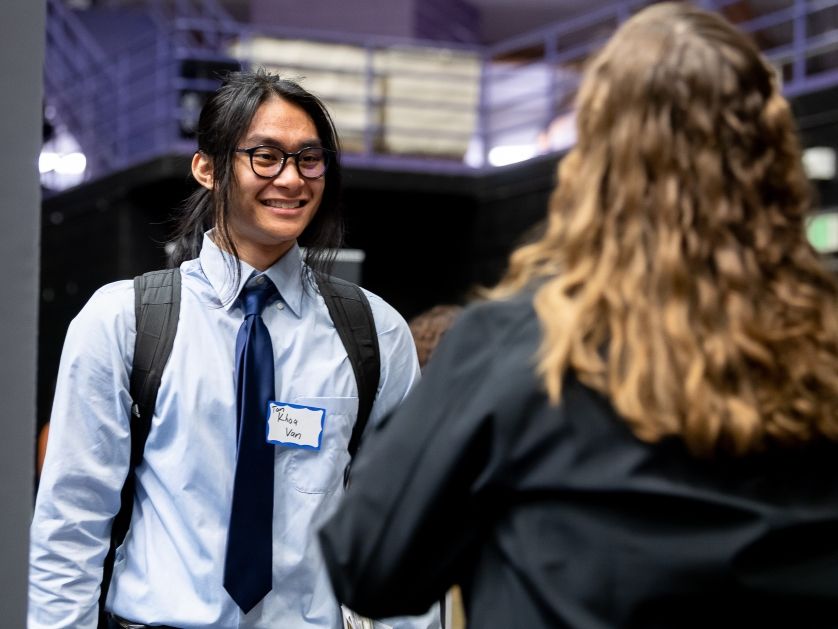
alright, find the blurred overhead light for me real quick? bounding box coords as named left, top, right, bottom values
left=38, top=152, right=60, bottom=174
left=807, top=211, right=838, bottom=254
left=488, top=144, right=538, bottom=167
left=55, top=152, right=87, bottom=176
left=39, top=128, right=87, bottom=190
left=803, top=147, right=836, bottom=181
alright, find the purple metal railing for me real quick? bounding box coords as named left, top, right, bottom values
left=44, top=0, right=838, bottom=189
left=45, top=0, right=120, bottom=180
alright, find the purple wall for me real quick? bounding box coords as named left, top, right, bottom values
left=414, top=0, right=479, bottom=43
left=250, top=0, right=478, bottom=43
left=478, top=5, right=578, bottom=44
left=75, top=7, right=156, bottom=55
left=250, top=0, right=413, bottom=38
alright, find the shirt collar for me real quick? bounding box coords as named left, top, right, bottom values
left=198, top=231, right=305, bottom=317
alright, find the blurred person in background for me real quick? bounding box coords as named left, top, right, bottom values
left=319, top=4, right=838, bottom=627
left=408, top=305, right=464, bottom=371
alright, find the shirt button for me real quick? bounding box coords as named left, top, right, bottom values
left=276, top=302, right=285, bottom=310
left=255, top=276, right=266, bottom=285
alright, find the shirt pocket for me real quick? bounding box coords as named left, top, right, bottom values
left=285, top=396, right=358, bottom=494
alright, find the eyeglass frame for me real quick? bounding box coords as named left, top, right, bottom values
left=234, top=144, right=334, bottom=180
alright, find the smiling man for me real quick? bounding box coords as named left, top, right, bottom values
left=29, top=70, right=438, bottom=629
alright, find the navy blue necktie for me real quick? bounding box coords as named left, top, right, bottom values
left=224, top=277, right=278, bottom=613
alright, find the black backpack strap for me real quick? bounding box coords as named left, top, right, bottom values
left=315, top=274, right=381, bottom=477
left=128, top=268, right=182, bottom=459
left=98, top=268, right=181, bottom=628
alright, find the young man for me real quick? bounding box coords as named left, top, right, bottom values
left=29, top=70, right=438, bottom=629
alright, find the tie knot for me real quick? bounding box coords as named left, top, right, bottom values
left=242, top=277, right=277, bottom=317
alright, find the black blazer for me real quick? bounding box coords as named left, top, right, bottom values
left=320, top=293, right=838, bottom=628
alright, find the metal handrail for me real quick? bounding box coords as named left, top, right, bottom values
left=43, top=0, right=838, bottom=189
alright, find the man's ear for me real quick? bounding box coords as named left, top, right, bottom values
left=191, top=151, right=213, bottom=190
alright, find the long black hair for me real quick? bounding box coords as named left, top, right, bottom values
left=168, top=68, right=344, bottom=286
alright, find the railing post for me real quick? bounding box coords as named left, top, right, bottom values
left=168, top=30, right=181, bottom=155
left=363, top=45, right=376, bottom=157
left=156, top=26, right=169, bottom=156
left=477, top=48, right=491, bottom=169
left=792, top=0, right=806, bottom=85
left=115, top=54, right=125, bottom=170
left=545, top=32, right=559, bottom=135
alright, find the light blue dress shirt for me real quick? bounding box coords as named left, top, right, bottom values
left=29, top=234, right=438, bottom=629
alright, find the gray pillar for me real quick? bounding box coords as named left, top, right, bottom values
left=0, top=0, right=44, bottom=624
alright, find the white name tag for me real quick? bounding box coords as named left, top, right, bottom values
left=341, top=606, right=393, bottom=629
left=267, top=402, right=325, bottom=449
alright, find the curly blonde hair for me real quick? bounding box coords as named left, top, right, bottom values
left=493, top=2, right=838, bottom=456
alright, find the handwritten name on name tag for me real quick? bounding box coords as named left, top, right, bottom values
left=267, top=402, right=325, bottom=449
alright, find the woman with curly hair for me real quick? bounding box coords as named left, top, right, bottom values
left=320, top=4, right=838, bottom=627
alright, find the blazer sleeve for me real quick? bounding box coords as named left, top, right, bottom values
left=318, top=302, right=505, bottom=618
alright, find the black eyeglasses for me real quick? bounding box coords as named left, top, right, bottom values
left=235, top=145, right=333, bottom=180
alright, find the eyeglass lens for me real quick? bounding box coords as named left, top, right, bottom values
left=250, top=146, right=328, bottom=179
